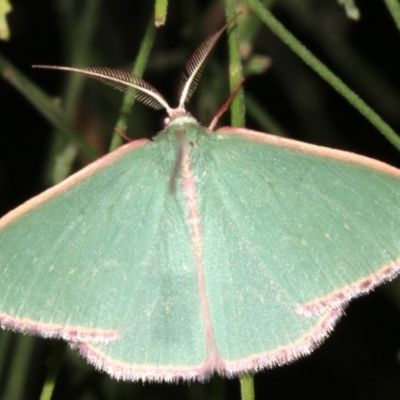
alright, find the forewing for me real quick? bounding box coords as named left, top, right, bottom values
left=0, top=137, right=205, bottom=370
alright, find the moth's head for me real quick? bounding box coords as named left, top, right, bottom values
left=166, top=112, right=197, bottom=128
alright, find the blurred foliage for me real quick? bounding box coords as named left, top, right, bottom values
left=1, top=0, right=400, bottom=399
left=0, top=0, right=12, bottom=40
left=337, top=0, right=360, bottom=20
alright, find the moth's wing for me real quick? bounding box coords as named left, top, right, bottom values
left=194, top=127, right=400, bottom=373
left=0, top=138, right=206, bottom=374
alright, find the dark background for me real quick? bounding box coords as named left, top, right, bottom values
left=1, top=1, right=400, bottom=399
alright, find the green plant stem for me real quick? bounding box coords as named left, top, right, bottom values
left=39, top=341, right=67, bottom=400
left=0, top=53, right=98, bottom=160
left=155, top=0, right=168, bottom=27
left=2, top=335, right=35, bottom=400
left=338, top=0, right=360, bottom=20
left=224, top=0, right=245, bottom=128
left=0, top=330, right=12, bottom=380
left=109, top=17, right=157, bottom=151
left=240, top=374, right=255, bottom=400
left=284, top=2, right=400, bottom=121
left=383, top=0, right=400, bottom=32
left=62, top=0, right=101, bottom=117
left=246, top=0, right=400, bottom=152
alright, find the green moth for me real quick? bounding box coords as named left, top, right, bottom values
left=0, top=20, right=400, bottom=382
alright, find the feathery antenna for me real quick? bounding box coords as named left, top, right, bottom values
left=177, top=27, right=227, bottom=108
left=177, top=14, right=240, bottom=108
left=32, top=65, right=172, bottom=113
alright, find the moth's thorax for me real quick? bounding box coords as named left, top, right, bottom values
left=159, top=112, right=203, bottom=146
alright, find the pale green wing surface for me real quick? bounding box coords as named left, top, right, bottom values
left=76, top=187, right=208, bottom=380
left=194, top=127, right=400, bottom=367
left=0, top=136, right=205, bottom=372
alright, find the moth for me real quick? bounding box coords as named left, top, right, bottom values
left=0, top=19, right=399, bottom=382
